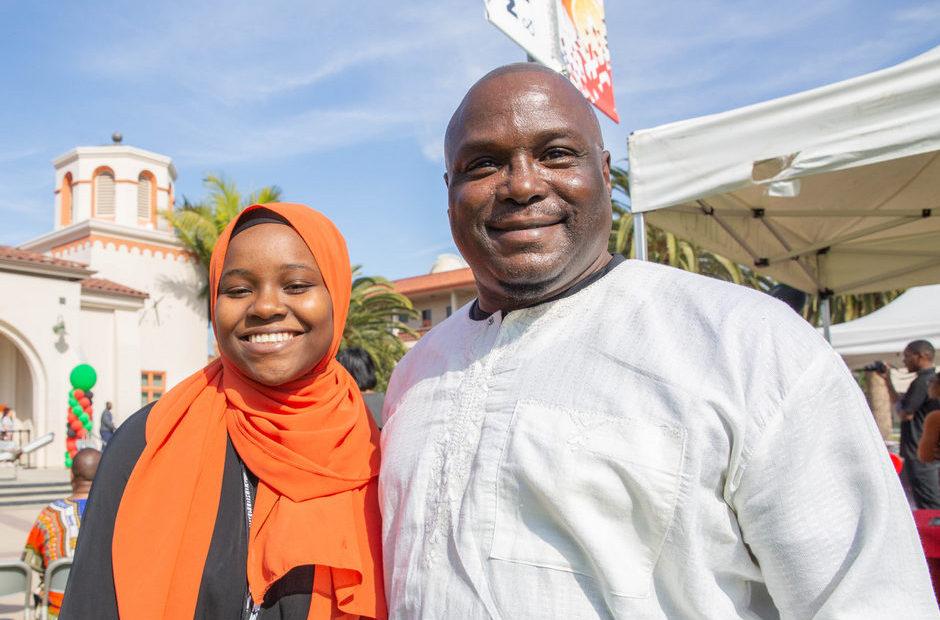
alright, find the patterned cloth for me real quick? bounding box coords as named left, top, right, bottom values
left=22, top=498, right=85, bottom=618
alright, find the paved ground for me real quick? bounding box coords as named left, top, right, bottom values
left=0, top=467, right=70, bottom=619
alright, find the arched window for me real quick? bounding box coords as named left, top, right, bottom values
left=137, top=171, right=155, bottom=222
left=60, top=173, right=73, bottom=226
left=94, top=168, right=115, bottom=217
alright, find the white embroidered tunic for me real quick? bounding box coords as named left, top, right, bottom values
left=380, top=260, right=938, bottom=619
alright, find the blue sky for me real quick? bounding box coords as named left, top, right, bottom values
left=0, top=1, right=937, bottom=279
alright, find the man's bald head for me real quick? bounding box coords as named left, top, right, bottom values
left=444, top=63, right=604, bottom=171
left=71, top=448, right=100, bottom=483
left=443, top=62, right=613, bottom=313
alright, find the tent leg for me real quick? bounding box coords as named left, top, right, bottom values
left=820, top=295, right=832, bottom=343
left=634, top=212, right=648, bottom=261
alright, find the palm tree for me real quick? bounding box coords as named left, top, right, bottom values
left=162, top=174, right=283, bottom=295
left=342, top=267, right=418, bottom=391
left=609, top=166, right=772, bottom=291
left=607, top=165, right=899, bottom=324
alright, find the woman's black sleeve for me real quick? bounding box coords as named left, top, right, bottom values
left=59, top=403, right=153, bottom=619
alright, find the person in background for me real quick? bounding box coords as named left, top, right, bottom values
left=0, top=404, right=14, bottom=441
left=23, top=448, right=100, bottom=618
left=99, top=401, right=115, bottom=447
left=879, top=340, right=940, bottom=509
left=917, top=375, right=940, bottom=463
left=337, top=347, right=383, bottom=426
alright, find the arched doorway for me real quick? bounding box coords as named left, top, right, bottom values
left=0, top=321, right=46, bottom=465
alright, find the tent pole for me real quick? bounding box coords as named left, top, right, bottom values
left=820, top=295, right=832, bottom=343
left=634, top=211, right=648, bottom=261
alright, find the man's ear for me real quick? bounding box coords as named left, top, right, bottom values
left=601, top=150, right=612, bottom=196
left=443, top=172, right=450, bottom=188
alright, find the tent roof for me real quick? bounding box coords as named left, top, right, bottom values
left=827, top=285, right=940, bottom=357
left=627, top=47, right=940, bottom=295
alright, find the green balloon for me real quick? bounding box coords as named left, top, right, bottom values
left=72, top=405, right=83, bottom=415
left=69, top=364, right=97, bottom=391
left=83, top=421, right=92, bottom=430
left=68, top=397, right=77, bottom=406
left=64, top=452, right=72, bottom=468
left=78, top=413, right=89, bottom=423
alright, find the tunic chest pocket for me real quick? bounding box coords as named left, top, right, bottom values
left=489, top=399, right=686, bottom=598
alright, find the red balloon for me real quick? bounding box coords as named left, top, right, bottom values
left=72, top=389, right=84, bottom=400
left=67, top=411, right=76, bottom=422
left=890, top=452, right=904, bottom=475
left=79, top=397, right=91, bottom=408
left=83, top=406, right=93, bottom=416
left=66, top=437, right=77, bottom=451
left=70, top=420, right=83, bottom=432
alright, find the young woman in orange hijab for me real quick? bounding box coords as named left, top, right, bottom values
left=62, top=204, right=386, bottom=620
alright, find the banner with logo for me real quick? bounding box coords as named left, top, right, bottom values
left=483, top=0, right=564, bottom=70
left=484, top=0, right=619, bottom=123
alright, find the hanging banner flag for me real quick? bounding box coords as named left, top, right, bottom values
left=484, top=0, right=619, bottom=123
left=556, top=0, right=619, bottom=122
left=483, top=0, right=564, bottom=71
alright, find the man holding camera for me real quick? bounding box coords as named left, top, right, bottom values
left=880, top=340, right=940, bottom=509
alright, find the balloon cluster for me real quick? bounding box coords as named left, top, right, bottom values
left=65, top=364, right=97, bottom=467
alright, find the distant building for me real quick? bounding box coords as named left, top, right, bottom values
left=393, top=254, right=477, bottom=347
left=0, top=138, right=206, bottom=464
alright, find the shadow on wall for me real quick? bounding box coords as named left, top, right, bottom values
left=155, top=274, right=207, bottom=317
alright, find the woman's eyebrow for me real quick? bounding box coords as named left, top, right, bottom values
left=282, top=263, right=317, bottom=272
left=220, top=268, right=253, bottom=279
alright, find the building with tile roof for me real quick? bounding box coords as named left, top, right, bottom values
left=0, top=138, right=207, bottom=465
left=392, top=254, right=477, bottom=346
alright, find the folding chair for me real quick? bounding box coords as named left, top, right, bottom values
left=41, top=558, right=71, bottom=620
left=0, top=559, right=32, bottom=620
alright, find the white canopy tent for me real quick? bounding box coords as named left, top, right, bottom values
left=627, top=47, right=940, bottom=333
left=826, top=284, right=940, bottom=370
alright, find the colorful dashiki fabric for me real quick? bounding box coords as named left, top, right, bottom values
left=22, top=498, right=85, bottom=618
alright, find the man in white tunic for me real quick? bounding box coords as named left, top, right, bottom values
left=379, top=63, right=938, bottom=619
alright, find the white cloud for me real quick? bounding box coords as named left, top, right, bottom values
left=419, top=135, right=445, bottom=164
left=175, top=106, right=415, bottom=165
left=0, top=147, right=44, bottom=164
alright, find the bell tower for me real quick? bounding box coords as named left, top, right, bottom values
left=53, top=133, right=176, bottom=232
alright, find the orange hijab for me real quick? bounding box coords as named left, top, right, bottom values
left=112, top=203, right=385, bottom=619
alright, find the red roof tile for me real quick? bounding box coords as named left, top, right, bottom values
left=393, top=268, right=476, bottom=296
left=0, top=245, right=88, bottom=270
left=81, top=278, right=149, bottom=299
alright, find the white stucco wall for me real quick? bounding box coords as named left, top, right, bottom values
left=81, top=244, right=207, bottom=414
left=407, top=290, right=477, bottom=330
left=76, top=298, right=143, bottom=425
left=76, top=307, right=116, bottom=415
left=0, top=271, right=85, bottom=467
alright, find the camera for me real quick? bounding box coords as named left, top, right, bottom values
left=861, top=360, right=887, bottom=373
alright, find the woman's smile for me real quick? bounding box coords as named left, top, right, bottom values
left=238, top=329, right=305, bottom=354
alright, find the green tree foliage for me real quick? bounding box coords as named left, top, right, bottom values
left=342, top=267, right=418, bottom=391
left=162, top=174, right=283, bottom=296
left=608, top=165, right=900, bottom=324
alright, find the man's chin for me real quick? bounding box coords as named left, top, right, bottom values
left=483, top=260, right=571, bottom=306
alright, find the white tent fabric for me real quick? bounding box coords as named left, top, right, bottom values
left=825, top=284, right=940, bottom=369
left=627, top=47, right=940, bottom=295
